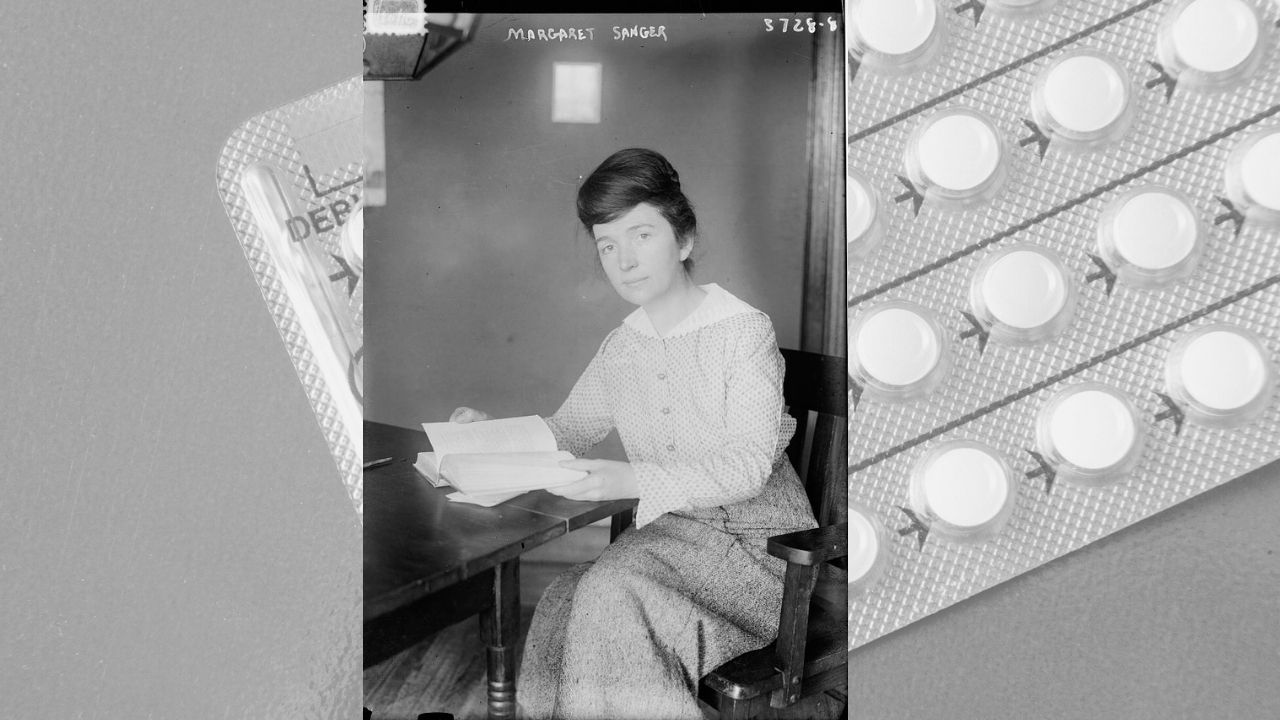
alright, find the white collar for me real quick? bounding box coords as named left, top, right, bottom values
left=622, top=283, right=759, bottom=339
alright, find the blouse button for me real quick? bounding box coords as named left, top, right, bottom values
left=661, top=407, right=671, bottom=415
left=658, top=372, right=667, bottom=380
left=666, top=444, right=676, bottom=452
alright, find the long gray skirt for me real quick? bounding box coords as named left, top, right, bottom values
left=518, top=465, right=815, bottom=720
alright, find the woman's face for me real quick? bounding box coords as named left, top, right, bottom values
left=592, top=202, right=691, bottom=308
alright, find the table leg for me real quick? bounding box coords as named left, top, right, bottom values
left=610, top=508, right=634, bottom=541
left=479, top=558, right=520, bottom=720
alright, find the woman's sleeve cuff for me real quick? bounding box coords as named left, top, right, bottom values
left=632, top=461, right=689, bottom=527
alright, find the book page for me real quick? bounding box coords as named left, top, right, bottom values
left=412, top=453, right=448, bottom=488
left=439, top=451, right=585, bottom=496
left=421, top=415, right=558, bottom=460
left=445, top=489, right=525, bottom=507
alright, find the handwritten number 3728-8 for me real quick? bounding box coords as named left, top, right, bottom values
left=763, top=17, right=838, bottom=33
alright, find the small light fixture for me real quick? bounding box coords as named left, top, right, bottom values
left=363, top=11, right=479, bottom=81
left=552, top=62, right=603, bottom=124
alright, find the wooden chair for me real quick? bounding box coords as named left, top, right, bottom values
left=608, top=348, right=848, bottom=718
left=697, top=348, right=849, bottom=719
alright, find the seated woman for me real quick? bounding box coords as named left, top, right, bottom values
left=451, top=148, right=816, bottom=719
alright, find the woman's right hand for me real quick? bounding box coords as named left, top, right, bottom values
left=449, top=406, right=493, bottom=423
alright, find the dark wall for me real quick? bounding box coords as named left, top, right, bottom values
left=366, top=13, right=816, bottom=429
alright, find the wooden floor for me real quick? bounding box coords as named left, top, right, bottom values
left=363, top=601, right=846, bottom=720
left=363, top=604, right=537, bottom=720
left=365, top=528, right=845, bottom=720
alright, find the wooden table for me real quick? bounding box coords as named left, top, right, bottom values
left=363, top=421, right=635, bottom=719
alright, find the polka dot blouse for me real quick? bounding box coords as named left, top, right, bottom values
left=544, top=284, right=797, bottom=527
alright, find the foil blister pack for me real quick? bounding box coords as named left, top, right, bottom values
left=847, top=0, right=1280, bottom=650
left=216, top=77, right=365, bottom=517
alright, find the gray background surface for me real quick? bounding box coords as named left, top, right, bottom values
left=848, top=458, right=1280, bottom=720
left=0, top=3, right=362, bottom=717
left=1, top=2, right=1277, bottom=719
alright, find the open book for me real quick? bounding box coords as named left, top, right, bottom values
left=416, top=415, right=587, bottom=506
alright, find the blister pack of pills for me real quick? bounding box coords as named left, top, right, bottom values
left=846, top=0, right=1280, bottom=650
left=216, top=77, right=365, bottom=517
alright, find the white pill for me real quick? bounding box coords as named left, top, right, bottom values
left=848, top=172, right=876, bottom=244
left=1041, top=54, right=1128, bottom=135
left=848, top=506, right=882, bottom=584
left=1047, top=389, right=1138, bottom=471
left=1239, top=131, right=1280, bottom=212
left=918, top=445, right=1010, bottom=529
left=1177, top=330, right=1269, bottom=412
left=1110, top=190, right=1198, bottom=271
left=851, top=0, right=937, bottom=57
left=1169, top=0, right=1259, bottom=75
left=979, top=249, right=1069, bottom=330
left=853, top=306, right=942, bottom=388
left=915, top=112, right=1002, bottom=192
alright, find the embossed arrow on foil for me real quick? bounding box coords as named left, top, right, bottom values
left=851, top=379, right=864, bottom=413
left=329, top=254, right=360, bottom=297
left=893, top=175, right=925, bottom=216
left=959, top=310, right=990, bottom=354
left=896, top=506, right=930, bottom=550
left=1144, top=61, right=1177, bottom=103
left=1018, top=118, right=1051, bottom=160
left=955, top=0, right=985, bottom=25
left=304, top=164, right=364, bottom=199
left=1086, top=253, right=1118, bottom=296
left=1024, top=449, right=1057, bottom=495
left=1154, top=392, right=1185, bottom=436
left=1214, top=197, right=1246, bottom=238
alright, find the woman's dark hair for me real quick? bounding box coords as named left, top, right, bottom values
left=577, top=148, right=697, bottom=272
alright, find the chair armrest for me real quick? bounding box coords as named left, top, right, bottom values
left=766, top=522, right=848, bottom=708
left=766, top=523, right=848, bottom=567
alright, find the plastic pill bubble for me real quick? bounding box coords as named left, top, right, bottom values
left=1226, top=128, right=1280, bottom=222
left=988, top=0, right=1055, bottom=10
left=1166, top=325, right=1275, bottom=427
left=849, top=502, right=888, bottom=591
left=848, top=170, right=880, bottom=259
left=1160, top=0, right=1261, bottom=82
left=906, top=110, right=1004, bottom=201
left=969, top=245, right=1074, bottom=344
left=1033, top=51, right=1130, bottom=145
left=850, top=301, right=948, bottom=401
left=1097, top=187, right=1201, bottom=287
left=909, top=441, right=1015, bottom=541
left=849, top=0, right=939, bottom=66
left=1036, top=383, right=1144, bottom=485
left=341, top=206, right=365, bottom=274
left=1240, top=133, right=1280, bottom=211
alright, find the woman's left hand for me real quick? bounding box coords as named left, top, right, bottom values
left=550, top=459, right=640, bottom=501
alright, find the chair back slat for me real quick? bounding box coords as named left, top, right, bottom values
left=807, top=414, right=845, bottom=527
left=779, top=349, right=848, bottom=529
left=780, top=349, right=848, bottom=417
